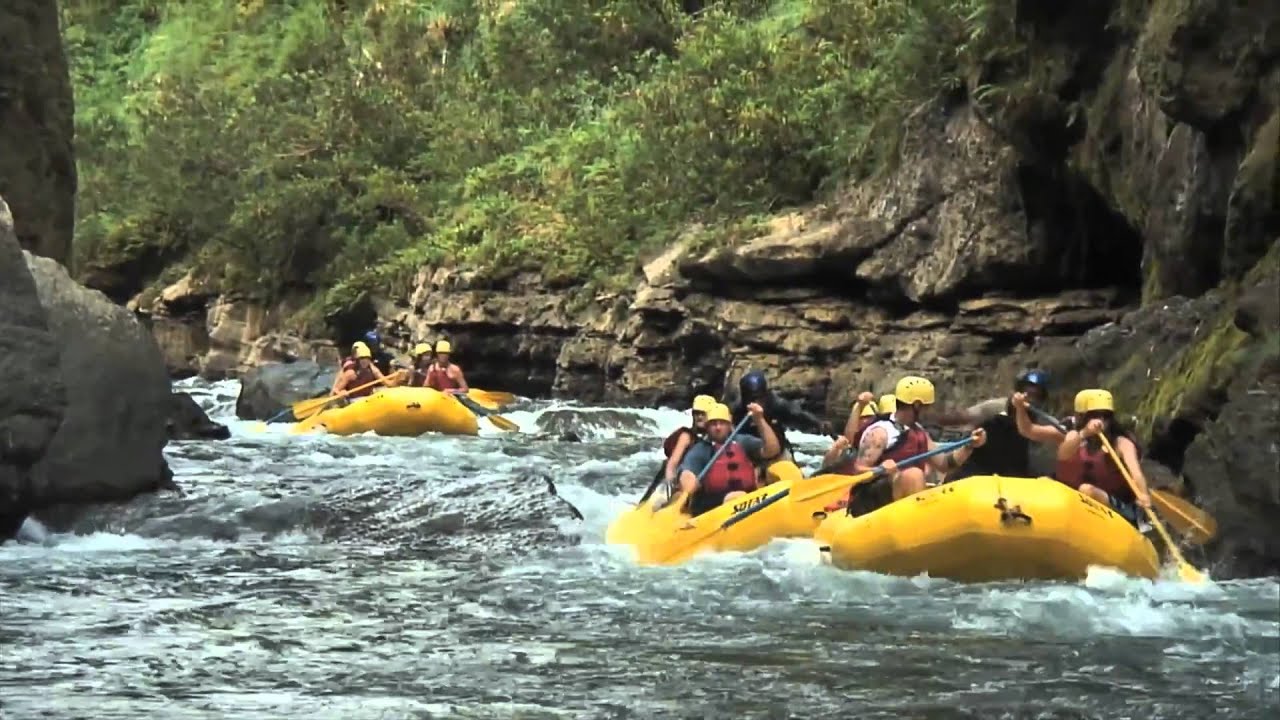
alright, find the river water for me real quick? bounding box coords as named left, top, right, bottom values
left=1, top=379, right=1276, bottom=719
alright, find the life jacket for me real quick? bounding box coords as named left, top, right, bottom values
left=408, top=358, right=431, bottom=388
left=831, top=417, right=930, bottom=475
left=950, top=412, right=1029, bottom=480
left=663, top=427, right=697, bottom=458
left=425, top=363, right=459, bottom=391
left=1055, top=437, right=1133, bottom=502
left=345, top=363, right=378, bottom=398
left=686, top=439, right=759, bottom=517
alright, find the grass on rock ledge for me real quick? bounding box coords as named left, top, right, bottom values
left=63, top=0, right=1009, bottom=320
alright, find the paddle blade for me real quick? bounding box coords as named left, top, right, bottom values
left=468, top=389, right=517, bottom=408
left=290, top=395, right=335, bottom=421
left=1177, top=562, right=1208, bottom=584
left=486, top=414, right=520, bottom=432
left=1153, top=490, right=1217, bottom=545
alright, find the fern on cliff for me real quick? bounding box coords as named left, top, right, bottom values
left=63, top=0, right=991, bottom=317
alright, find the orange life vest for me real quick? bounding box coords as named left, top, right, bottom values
left=1056, top=439, right=1133, bottom=502
left=426, top=364, right=459, bottom=391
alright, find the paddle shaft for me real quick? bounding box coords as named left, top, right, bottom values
left=262, top=375, right=389, bottom=424
left=720, top=437, right=975, bottom=530
left=1098, top=434, right=1204, bottom=582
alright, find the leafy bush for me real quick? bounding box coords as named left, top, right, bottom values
left=63, top=0, right=993, bottom=314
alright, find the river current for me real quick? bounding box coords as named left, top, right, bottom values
left=1, top=379, right=1276, bottom=719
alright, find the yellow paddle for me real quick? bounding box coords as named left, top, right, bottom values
left=250, top=375, right=393, bottom=431
left=1027, top=406, right=1218, bottom=544
left=453, top=393, right=520, bottom=432
left=1151, top=489, right=1217, bottom=545
left=466, top=389, right=518, bottom=408
left=1098, top=434, right=1206, bottom=584
left=659, top=438, right=974, bottom=562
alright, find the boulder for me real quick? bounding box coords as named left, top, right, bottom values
left=0, top=195, right=66, bottom=538
left=168, top=392, right=230, bottom=441
left=235, top=360, right=336, bottom=421
left=23, top=250, right=174, bottom=512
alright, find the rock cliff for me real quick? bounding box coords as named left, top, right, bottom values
left=0, top=0, right=77, bottom=264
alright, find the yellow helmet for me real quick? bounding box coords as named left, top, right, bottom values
left=859, top=401, right=879, bottom=417
left=353, top=343, right=373, bottom=359
left=878, top=394, right=897, bottom=415
left=1077, top=389, right=1115, bottom=414
left=895, top=376, right=935, bottom=406
left=692, top=394, right=716, bottom=414
left=1073, top=389, right=1092, bottom=414
left=412, top=342, right=432, bottom=357
left=705, top=403, right=733, bottom=424
left=435, top=340, right=452, bottom=354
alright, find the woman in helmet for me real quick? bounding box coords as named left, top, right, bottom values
left=1054, top=389, right=1152, bottom=528
left=662, top=395, right=716, bottom=485
left=834, top=375, right=986, bottom=517
left=406, top=342, right=435, bottom=387
left=425, top=339, right=468, bottom=394
left=331, top=341, right=387, bottom=400
left=840, top=391, right=879, bottom=446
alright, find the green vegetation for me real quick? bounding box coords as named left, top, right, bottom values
left=63, top=0, right=1000, bottom=318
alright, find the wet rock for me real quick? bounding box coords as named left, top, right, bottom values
left=168, top=392, right=230, bottom=441
left=1181, top=362, right=1280, bottom=577
left=0, top=0, right=76, bottom=264
left=0, top=195, right=66, bottom=540
left=24, top=249, right=174, bottom=514
left=534, top=409, right=659, bottom=440
left=235, top=360, right=336, bottom=421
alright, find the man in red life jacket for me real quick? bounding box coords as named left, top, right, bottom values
left=425, top=340, right=468, bottom=394
left=331, top=342, right=387, bottom=400
left=676, top=402, right=781, bottom=517
left=826, top=375, right=986, bottom=517
left=1054, top=389, right=1152, bottom=528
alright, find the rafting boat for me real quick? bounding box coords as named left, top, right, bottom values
left=291, top=386, right=495, bottom=437
left=813, top=474, right=1160, bottom=582
left=607, top=461, right=854, bottom=566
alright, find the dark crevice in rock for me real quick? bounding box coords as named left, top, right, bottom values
left=1016, top=162, right=1144, bottom=297
left=1147, top=417, right=1204, bottom=474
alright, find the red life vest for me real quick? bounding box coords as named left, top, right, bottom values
left=700, top=441, right=758, bottom=496
left=1056, top=439, right=1133, bottom=501
left=832, top=418, right=930, bottom=474
left=426, top=364, right=459, bottom=391
left=346, top=363, right=378, bottom=398
left=663, top=427, right=696, bottom=458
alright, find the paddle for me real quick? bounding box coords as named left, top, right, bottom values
left=718, top=437, right=975, bottom=532
left=1025, top=405, right=1217, bottom=545
left=467, top=390, right=518, bottom=408
left=453, top=393, right=520, bottom=432
left=653, top=438, right=973, bottom=563
left=1098, top=433, right=1206, bottom=583
left=252, top=375, right=392, bottom=430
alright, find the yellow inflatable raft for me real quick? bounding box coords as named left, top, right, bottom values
left=291, top=386, right=483, bottom=437
left=813, top=475, right=1160, bottom=582
left=607, top=462, right=854, bottom=566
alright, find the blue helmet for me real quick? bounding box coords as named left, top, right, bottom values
left=363, top=329, right=381, bottom=347
left=1015, top=368, right=1050, bottom=390
left=739, top=370, right=768, bottom=400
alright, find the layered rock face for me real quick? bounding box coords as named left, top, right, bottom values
left=0, top=0, right=77, bottom=264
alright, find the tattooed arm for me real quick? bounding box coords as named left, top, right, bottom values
left=851, top=426, right=888, bottom=474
